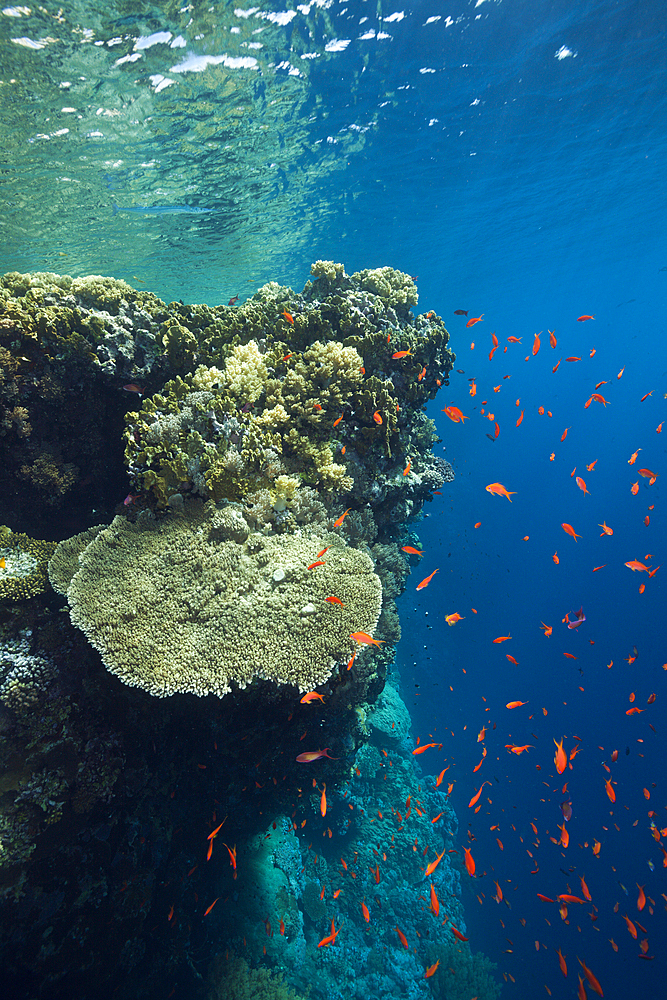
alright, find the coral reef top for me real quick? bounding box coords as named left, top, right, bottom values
left=4, top=261, right=454, bottom=700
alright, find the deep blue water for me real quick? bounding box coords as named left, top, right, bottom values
left=2, top=0, right=666, bottom=997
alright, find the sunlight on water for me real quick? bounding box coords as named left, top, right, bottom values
left=0, top=0, right=381, bottom=299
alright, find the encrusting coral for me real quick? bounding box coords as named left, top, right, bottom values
left=0, top=525, right=57, bottom=600
left=51, top=500, right=382, bottom=697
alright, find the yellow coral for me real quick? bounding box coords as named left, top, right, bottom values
left=222, top=341, right=268, bottom=403
left=54, top=501, right=382, bottom=698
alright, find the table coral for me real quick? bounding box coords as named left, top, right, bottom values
left=53, top=500, right=382, bottom=698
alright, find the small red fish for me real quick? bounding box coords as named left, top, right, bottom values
left=296, top=748, right=338, bottom=762
left=300, top=691, right=325, bottom=703
left=577, top=315, right=595, bottom=321
left=350, top=631, right=385, bottom=646
left=466, top=314, right=484, bottom=327
left=122, top=383, right=144, bottom=395
left=562, top=522, right=581, bottom=541
left=391, top=349, right=413, bottom=359
left=325, top=596, right=344, bottom=607
left=282, top=309, right=294, bottom=324
left=416, top=568, right=439, bottom=591
left=333, top=508, right=352, bottom=528
left=441, top=405, right=469, bottom=423
left=401, top=546, right=423, bottom=556
left=228, top=295, right=239, bottom=306
left=372, top=410, right=383, bottom=424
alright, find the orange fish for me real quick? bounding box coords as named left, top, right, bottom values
left=577, top=315, right=595, bottom=321
left=557, top=947, right=568, bottom=977
left=424, top=960, right=440, bottom=978
left=429, top=883, right=440, bottom=916
left=442, top=405, right=469, bottom=423
left=540, top=622, right=553, bottom=636
left=204, top=897, right=220, bottom=916
left=463, top=846, right=476, bottom=876
left=468, top=781, right=491, bottom=808
left=576, top=477, right=591, bottom=495
left=578, top=976, right=588, bottom=1000
left=466, top=314, right=484, bottom=327
left=401, top=545, right=424, bottom=556
left=395, top=926, right=409, bottom=948
left=624, top=559, right=649, bottom=572
left=325, top=596, right=344, bottom=607
left=590, top=393, right=609, bottom=405
left=566, top=356, right=582, bottom=363
left=516, top=410, right=524, bottom=426
left=307, top=560, right=326, bottom=570
left=333, top=508, right=352, bottom=527
left=300, top=691, right=325, bottom=703
left=628, top=449, right=642, bottom=464
left=604, top=779, right=615, bottom=802
left=282, top=309, right=294, bottom=324
left=445, top=613, right=464, bottom=626
left=506, top=744, right=533, bottom=754
left=392, top=349, right=413, bottom=359
left=552, top=358, right=562, bottom=373
left=554, top=738, right=567, bottom=774
left=507, top=335, right=522, bottom=343
left=561, top=426, right=570, bottom=442
left=638, top=468, right=657, bottom=482
left=350, top=631, right=385, bottom=646
left=637, top=884, right=646, bottom=911
left=578, top=958, right=603, bottom=997
left=506, top=654, right=519, bottom=665
left=558, top=823, right=569, bottom=848
left=532, top=332, right=541, bottom=355
left=485, top=482, right=517, bottom=501
left=630, top=481, right=639, bottom=495
left=425, top=849, right=446, bottom=878
left=558, top=894, right=586, bottom=905
left=469, top=380, right=477, bottom=396
left=493, top=635, right=512, bottom=643
left=622, top=913, right=637, bottom=938
left=553, top=552, right=560, bottom=564
left=372, top=410, right=382, bottom=425
left=412, top=742, right=442, bottom=755
left=207, top=818, right=227, bottom=840
left=320, top=783, right=327, bottom=817
left=598, top=521, right=613, bottom=535
left=562, top=523, right=582, bottom=541
left=416, top=568, right=439, bottom=591
left=586, top=459, right=598, bottom=470
left=403, top=461, right=411, bottom=476
left=549, top=330, right=557, bottom=348
left=333, top=414, right=343, bottom=427
left=580, top=876, right=592, bottom=901
left=451, top=926, right=469, bottom=941
left=506, top=700, right=528, bottom=709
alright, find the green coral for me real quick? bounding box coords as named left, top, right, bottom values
left=52, top=500, right=383, bottom=698
left=207, top=956, right=308, bottom=1000
left=0, top=525, right=57, bottom=600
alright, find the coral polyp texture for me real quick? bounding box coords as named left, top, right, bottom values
left=0, top=525, right=57, bottom=600
left=52, top=501, right=382, bottom=698
left=124, top=261, right=454, bottom=514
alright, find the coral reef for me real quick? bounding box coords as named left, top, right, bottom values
left=207, top=955, right=309, bottom=1000
left=0, top=263, right=473, bottom=1000
left=0, top=525, right=57, bottom=600
left=52, top=501, right=382, bottom=697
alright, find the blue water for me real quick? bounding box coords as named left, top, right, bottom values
left=3, top=0, right=666, bottom=997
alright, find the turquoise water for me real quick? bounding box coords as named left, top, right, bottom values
left=2, top=1, right=666, bottom=999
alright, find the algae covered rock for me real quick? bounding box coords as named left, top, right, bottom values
left=53, top=501, right=382, bottom=698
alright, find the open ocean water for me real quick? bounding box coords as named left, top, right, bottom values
left=1, top=1, right=665, bottom=999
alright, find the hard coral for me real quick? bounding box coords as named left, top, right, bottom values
left=53, top=500, right=382, bottom=698
left=0, top=525, right=57, bottom=600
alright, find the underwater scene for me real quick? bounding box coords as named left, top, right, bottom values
left=0, top=1, right=665, bottom=999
